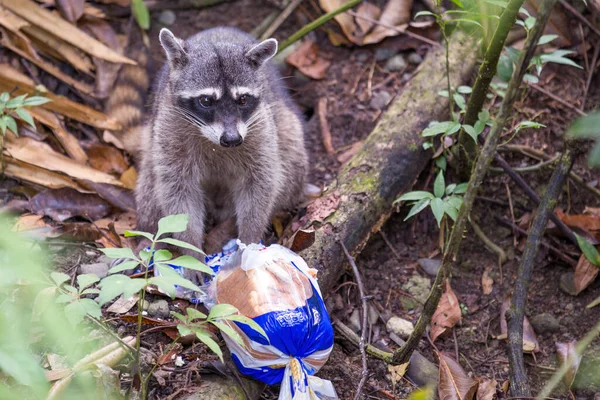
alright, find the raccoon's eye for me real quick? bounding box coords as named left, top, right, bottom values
left=198, top=95, right=214, bottom=108
left=237, top=94, right=249, bottom=106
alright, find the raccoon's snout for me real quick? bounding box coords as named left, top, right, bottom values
left=220, top=131, right=243, bottom=148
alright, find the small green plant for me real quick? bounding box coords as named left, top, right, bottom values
left=0, top=92, right=50, bottom=137
left=131, top=0, right=150, bottom=30
left=568, top=112, right=600, bottom=168
left=395, top=171, right=467, bottom=227
left=47, top=272, right=102, bottom=326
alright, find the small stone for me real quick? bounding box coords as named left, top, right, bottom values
left=417, top=258, right=441, bottom=277
left=402, top=275, right=431, bottom=304
left=158, top=10, right=176, bottom=26
left=369, top=91, right=391, bottom=110
left=407, top=52, right=423, bottom=65
left=375, top=47, right=395, bottom=61
left=348, top=309, right=361, bottom=332
left=79, top=262, right=109, bottom=279
left=565, top=303, right=574, bottom=312
left=386, top=316, right=414, bottom=339
left=147, top=300, right=170, bottom=319
left=560, top=272, right=578, bottom=296
left=384, top=54, right=407, bottom=72
left=368, top=304, right=379, bottom=326
left=530, top=313, right=560, bottom=334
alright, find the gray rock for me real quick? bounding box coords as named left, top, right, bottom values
left=147, top=300, right=170, bottom=319
left=375, top=47, right=395, bottom=61
left=530, top=313, right=560, bottom=334
left=402, top=274, right=431, bottom=304
left=348, top=308, right=361, bottom=332
left=417, top=258, right=441, bottom=277
left=386, top=316, right=414, bottom=339
left=369, top=91, right=391, bottom=110
left=368, top=304, right=379, bottom=326
left=79, top=262, right=109, bottom=279
left=560, top=272, right=578, bottom=296
left=384, top=54, right=407, bottom=72
left=407, top=52, right=423, bottom=65
left=158, top=10, right=176, bottom=26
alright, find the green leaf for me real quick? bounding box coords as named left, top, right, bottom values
left=223, top=314, right=268, bottom=340
left=156, top=214, right=188, bottom=239
left=575, top=233, right=600, bottom=266
left=474, top=120, right=486, bottom=135
left=98, top=275, right=145, bottom=306
left=0, top=116, right=6, bottom=135
left=77, top=274, right=99, bottom=292
left=22, top=96, right=51, bottom=107
left=462, top=124, right=478, bottom=142
left=539, top=50, right=582, bottom=69
left=443, top=199, right=459, bottom=221
left=15, top=108, right=35, bottom=129
left=444, top=122, right=461, bottom=135
left=195, top=330, right=223, bottom=362
left=457, top=85, right=472, bottom=94
left=415, top=10, right=436, bottom=18
left=131, top=0, right=150, bottom=30
left=154, top=264, right=202, bottom=292
left=210, top=320, right=244, bottom=346
left=153, top=249, right=173, bottom=262
left=187, top=308, right=207, bottom=321
left=435, top=156, right=447, bottom=171
left=524, top=16, right=536, bottom=30
left=64, top=301, right=87, bottom=326
left=438, top=90, right=449, bottom=98
left=403, top=198, right=430, bottom=221
left=446, top=195, right=463, bottom=210
left=208, top=304, right=239, bottom=320
left=51, top=272, right=70, bottom=286
left=537, top=34, right=558, bottom=46
left=177, top=324, right=194, bottom=337
left=445, top=184, right=456, bottom=195
left=172, top=312, right=187, bottom=323
left=56, top=293, right=73, bottom=304
left=450, top=0, right=464, bottom=7
left=108, top=260, right=140, bottom=274
left=407, top=387, right=434, bottom=400
left=478, top=109, right=490, bottom=122
left=430, top=198, right=444, bottom=227
left=158, top=238, right=204, bottom=254
left=395, top=191, right=434, bottom=203
left=3, top=115, right=17, bottom=135
left=515, top=120, right=545, bottom=132
left=100, top=247, right=137, bottom=261
left=588, top=141, right=600, bottom=167
left=497, top=52, right=514, bottom=81
left=6, top=95, right=26, bottom=109
left=0, top=92, right=9, bottom=103
left=79, top=298, right=101, bottom=319
left=81, top=288, right=100, bottom=295
left=453, top=93, right=466, bottom=111
left=167, top=255, right=214, bottom=275
left=523, top=74, right=539, bottom=84
left=422, top=121, right=457, bottom=137
left=568, top=112, right=600, bottom=138
left=433, top=171, right=445, bottom=198
left=452, top=183, right=468, bottom=194
left=422, top=142, right=433, bottom=150
left=64, top=285, right=78, bottom=294
left=124, top=230, right=154, bottom=241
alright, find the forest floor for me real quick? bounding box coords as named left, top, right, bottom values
left=2, top=0, right=600, bottom=399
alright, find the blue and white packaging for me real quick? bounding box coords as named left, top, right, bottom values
left=206, top=242, right=338, bottom=400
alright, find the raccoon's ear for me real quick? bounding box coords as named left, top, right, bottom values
left=245, top=38, right=278, bottom=68
left=159, top=28, right=188, bottom=69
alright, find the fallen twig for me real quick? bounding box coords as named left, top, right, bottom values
left=529, top=83, right=587, bottom=117
left=471, top=219, right=508, bottom=265
left=558, top=0, right=600, bottom=38
left=318, top=97, right=335, bottom=154
left=260, top=0, right=303, bottom=40
left=495, top=217, right=578, bottom=267
left=340, top=241, right=369, bottom=400
left=334, top=317, right=393, bottom=363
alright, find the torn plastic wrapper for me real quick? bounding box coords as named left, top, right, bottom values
left=205, top=242, right=338, bottom=400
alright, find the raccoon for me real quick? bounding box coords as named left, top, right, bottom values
left=135, top=27, right=308, bottom=254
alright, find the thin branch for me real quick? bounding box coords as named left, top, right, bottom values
left=471, top=219, right=508, bottom=264
left=334, top=318, right=393, bottom=363
left=506, top=140, right=578, bottom=397
left=529, top=83, right=587, bottom=117
left=558, top=0, right=600, bottom=38
left=278, top=0, right=364, bottom=53
left=260, top=0, right=303, bottom=40
left=340, top=241, right=369, bottom=400
left=582, top=43, right=600, bottom=111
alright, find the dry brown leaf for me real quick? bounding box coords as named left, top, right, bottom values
left=285, top=40, right=331, bottom=80
left=354, top=2, right=381, bottom=34
left=95, top=211, right=136, bottom=235
left=555, top=341, right=581, bottom=390
left=319, top=0, right=362, bottom=44
left=498, top=295, right=539, bottom=353
left=30, top=188, right=112, bottom=222
left=59, top=222, right=103, bottom=242
left=119, top=166, right=137, bottom=190
left=431, top=280, right=461, bottom=342
left=0, top=64, right=122, bottom=130
left=337, top=140, right=364, bottom=164
left=1, top=0, right=135, bottom=65
left=556, top=209, right=600, bottom=242
left=362, top=0, right=413, bottom=45
left=388, top=362, right=409, bottom=386
left=85, top=143, right=129, bottom=175
left=304, top=190, right=341, bottom=224
left=476, top=378, right=497, bottom=400
left=79, top=180, right=135, bottom=212
left=0, top=6, right=38, bottom=57
left=573, top=254, right=599, bottom=295
left=56, top=0, right=85, bottom=22
left=437, top=352, right=478, bottom=400
left=481, top=269, right=494, bottom=296
left=12, top=214, right=48, bottom=232
left=28, top=107, right=88, bottom=163
left=4, top=136, right=124, bottom=186
left=107, top=294, right=139, bottom=314
left=3, top=155, right=86, bottom=191
left=289, top=229, right=316, bottom=253
left=584, top=207, right=600, bottom=217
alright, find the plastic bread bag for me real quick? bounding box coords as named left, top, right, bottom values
left=204, top=242, right=338, bottom=400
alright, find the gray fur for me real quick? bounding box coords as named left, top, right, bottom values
left=136, top=27, right=308, bottom=254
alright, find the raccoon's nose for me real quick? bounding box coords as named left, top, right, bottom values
left=220, top=132, right=243, bottom=148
